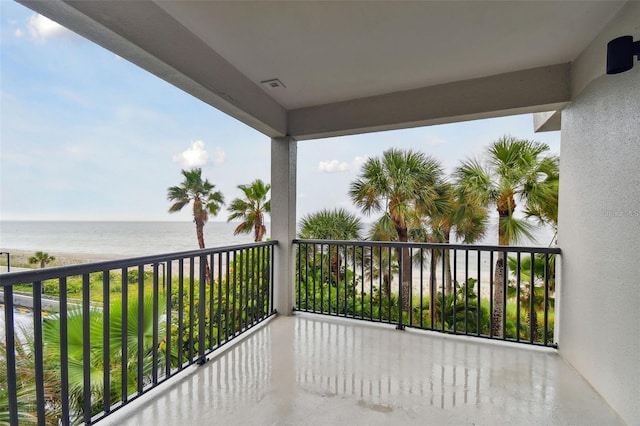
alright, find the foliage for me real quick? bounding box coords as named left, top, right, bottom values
left=455, top=135, right=559, bottom=337
left=28, top=251, right=56, bottom=269
left=40, top=295, right=166, bottom=423
left=227, top=179, right=271, bottom=242
left=350, top=148, right=446, bottom=311
left=167, top=168, right=224, bottom=249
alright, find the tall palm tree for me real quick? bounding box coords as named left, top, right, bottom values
left=455, top=135, right=559, bottom=337
left=298, top=208, right=363, bottom=283
left=28, top=251, right=55, bottom=268
left=349, top=148, right=444, bottom=311
left=227, top=179, right=271, bottom=242
left=167, top=168, right=225, bottom=249
left=168, top=168, right=224, bottom=284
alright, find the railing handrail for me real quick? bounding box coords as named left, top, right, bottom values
left=293, top=238, right=561, bottom=254
left=0, top=240, right=278, bottom=286
left=3, top=241, right=277, bottom=424
left=294, top=239, right=560, bottom=348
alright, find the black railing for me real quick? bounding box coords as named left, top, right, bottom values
left=0, top=241, right=276, bottom=425
left=294, top=239, right=560, bottom=347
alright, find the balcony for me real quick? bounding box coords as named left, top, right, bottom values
left=0, top=241, right=621, bottom=424
left=103, top=315, right=620, bottom=425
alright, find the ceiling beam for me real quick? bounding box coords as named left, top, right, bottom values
left=289, top=64, right=571, bottom=140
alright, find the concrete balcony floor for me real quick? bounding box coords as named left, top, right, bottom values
left=104, top=315, right=621, bottom=425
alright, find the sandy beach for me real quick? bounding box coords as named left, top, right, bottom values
left=0, top=248, right=125, bottom=272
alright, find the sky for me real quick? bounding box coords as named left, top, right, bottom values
left=0, top=1, right=560, bottom=224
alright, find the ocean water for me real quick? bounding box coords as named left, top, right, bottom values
left=0, top=220, right=555, bottom=259
left=0, top=221, right=260, bottom=257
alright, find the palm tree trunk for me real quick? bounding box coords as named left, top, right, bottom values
left=254, top=212, right=264, bottom=242
left=492, top=253, right=505, bottom=337
left=195, top=219, right=212, bottom=284
left=429, top=252, right=438, bottom=322
left=444, top=233, right=453, bottom=294
left=396, top=225, right=411, bottom=313
left=492, top=212, right=509, bottom=337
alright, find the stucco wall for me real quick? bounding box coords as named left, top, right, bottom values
left=558, top=63, right=640, bottom=423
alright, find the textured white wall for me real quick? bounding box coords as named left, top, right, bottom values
left=558, top=62, right=640, bottom=423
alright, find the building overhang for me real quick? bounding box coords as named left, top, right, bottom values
left=17, top=1, right=629, bottom=139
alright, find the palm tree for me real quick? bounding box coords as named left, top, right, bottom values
left=227, top=179, right=271, bottom=242
left=298, top=208, right=363, bottom=283
left=168, top=168, right=225, bottom=249
left=168, top=168, right=224, bottom=283
left=41, top=295, right=164, bottom=422
left=455, top=135, right=559, bottom=337
left=28, top=251, right=55, bottom=268
left=350, top=148, right=444, bottom=311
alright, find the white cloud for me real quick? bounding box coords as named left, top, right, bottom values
left=173, top=140, right=209, bottom=168
left=14, top=28, right=24, bottom=38
left=27, top=14, right=68, bottom=42
left=317, top=155, right=369, bottom=173
left=318, top=159, right=350, bottom=173
left=426, top=135, right=448, bottom=146
left=212, top=147, right=226, bottom=165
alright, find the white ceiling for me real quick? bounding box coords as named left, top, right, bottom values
left=155, top=1, right=624, bottom=109
left=18, top=0, right=628, bottom=139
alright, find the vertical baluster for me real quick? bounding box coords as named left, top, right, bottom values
left=137, top=265, right=144, bottom=393
left=82, top=274, right=92, bottom=423
left=121, top=267, right=128, bottom=401
left=152, top=263, right=159, bottom=383
left=32, top=280, right=45, bottom=425
left=217, top=253, right=223, bottom=345
left=188, top=259, right=195, bottom=362
left=3, top=286, right=19, bottom=425
left=343, top=244, right=348, bottom=318
left=232, top=250, right=238, bottom=336
left=297, top=243, right=301, bottom=310
left=465, top=250, right=470, bottom=334
left=60, top=277, right=70, bottom=425
left=209, top=254, right=215, bottom=348
left=502, top=250, right=508, bottom=341
left=489, top=251, right=494, bottom=339
left=177, top=260, right=184, bottom=369
left=477, top=250, right=481, bottom=337
left=198, top=256, right=206, bottom=362
left=529, top=252, right=535, bottom=344
left=453, top=249, right=458, bottom=334
left=516, top=252, right=521, bottom=342
left=102, top=270, right=111, bottom=414
left=166, top=261, right=172, bottom=377
left=420, top=247, right=424, bottom=329
left=544, top=253, right=550, bottom=346
left=397, top=246, right=404, bottom=330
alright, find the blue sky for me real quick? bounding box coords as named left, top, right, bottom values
left=1, top=2, right=560, bottom=223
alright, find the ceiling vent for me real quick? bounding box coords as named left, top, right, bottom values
left=261, top=79, right=286, bottom=89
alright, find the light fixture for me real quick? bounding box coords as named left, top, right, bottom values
left=606, top=35, right=640, bottom=74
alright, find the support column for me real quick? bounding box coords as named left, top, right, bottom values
left=270, top=136, right=297, bottom=315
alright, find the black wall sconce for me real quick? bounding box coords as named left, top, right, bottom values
left=606, top=35, right=640, bottom=74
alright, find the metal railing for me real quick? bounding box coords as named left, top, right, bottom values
left=294, top=239, right=560, bottom=347
left=1, top=241, right=276, bottom=425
